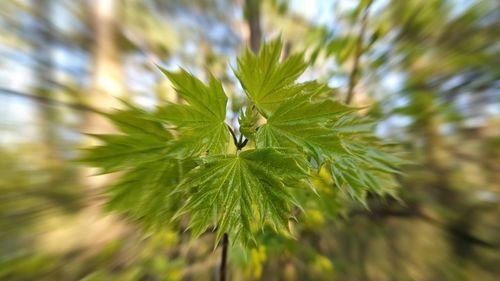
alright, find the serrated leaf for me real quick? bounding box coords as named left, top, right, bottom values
left=256, top=93, right=354, bottom=163
left=81, top=38, right=406, bottom=250
left=329, top=115, right=376, bottom=135
left=327, top=113, right=407, bottom=201
left=106, top=157, right=196, bottom=230
left=236, top=38, right=406, bottom=205
left=238, top=106, right=260, bottom=141
left=157, top=67, right=230, bottom=156
left=80, top=103, right=196, bottom=229
left=80, top=105, right=172, bottom=173
left=328, top=139, right=406, bottom=201
left=235, top=38, right=310, bottom=117
left=107, top=101, right=173, bottom=140
left=330, top=155, right=400, bottom=202
left=175, top=148, right=310, bottom=246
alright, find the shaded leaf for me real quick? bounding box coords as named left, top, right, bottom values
left=106, top=157, right=196, bottom=230
left=81, top=104, right=172, bottom=174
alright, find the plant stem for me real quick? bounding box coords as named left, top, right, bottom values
left=226, top=124, right=238, bottom=147
left=219, top=233, right=229, bottom=281
left=226, top=123, right=249, bottom=151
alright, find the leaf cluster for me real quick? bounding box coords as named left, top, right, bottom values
left=81, top=38, right=405, bottom=247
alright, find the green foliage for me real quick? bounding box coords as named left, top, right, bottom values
left=82, top=38, right=404, bottom=247
left=80, top=102, right=194, bottom=230
left=238, top=106, right=259, bottom=141
left=157, top=68, right=230, bottom=156
left=235, top=39, right=308, bottom=117
left=255, top=92, right=353, bottom=163
left=81, top=104, right=172, bottom=174
left=174, top=148, right=310, bottom=246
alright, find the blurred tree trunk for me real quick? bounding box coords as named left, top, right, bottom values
left=33, top=0, right=60, bottom=162
left=82, top=0, right=125, bottom=190
left=244, top=0, right=262, bottom=53
left=88, top=0, right=124, bottom=119
left=32, top=0, right=73, bottom=206
left=83, top=0, right=125, bottom=187
left=77, top=0, right=127, bottom=248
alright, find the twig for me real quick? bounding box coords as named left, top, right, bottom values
left=225, top=123, right=249, bottom=151
left=219, top=233, right=229, bottom=281
left=226, top=124, right=238, bottom=148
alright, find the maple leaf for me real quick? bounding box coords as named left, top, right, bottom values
left=236, top=38, right=405, bottom=203
left=256, top=93, right=354, bottom=163
left=235, top=38, right=311, bottom=117
left=80, top=102, right=172, bottom=174
left=82, top=38, right=406, bottom=247
left=105, top=157, right=195, bottom=230
left=174, top=148, right=310, bottom=246
left=80, top=103, right=197, bottom=229
left=157, top=67, right=230, bottom=156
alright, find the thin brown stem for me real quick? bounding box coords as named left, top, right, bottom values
left=345, top=0, right=373, bottom=105
left=219, top=233, right=229, bottom=281
left=226, top=123, right=249, bottom=150
left=226, top=124, right=238, bottom=148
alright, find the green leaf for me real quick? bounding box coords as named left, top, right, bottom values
left=80, top=103, right=197, bottom=229
left=328, top=129, right=406, bottom=201
left=157, top=67, right=230, bottom=156
left=80, top=38, right=406, bottom=250
left=235, top=36, right=406, bottom=204
left=105, top=157, right=195, bottom=230
left=175, top=148, right=311, bottom=246
left=238, top=106, right=260, bottom=141
left=235, top=38, right=310, bottom=117
left=256, top=93, right=354, bottom=163
left=106, top=103, right=173, bottom=141
left=330, top=155, right=400, bottom=202
left=80, top=104, right=172, bottom=174
left=329, top=115, right=376, bottom=135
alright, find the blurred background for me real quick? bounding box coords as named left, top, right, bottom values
left=0, top=0, right=499, bottom=280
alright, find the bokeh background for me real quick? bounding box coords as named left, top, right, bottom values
left=1, top=0, right=499, bottom=280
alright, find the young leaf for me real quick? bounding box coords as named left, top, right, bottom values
left=81, top=38, right=405, bottom=250
left=80, top=103, right=194, bottom=228
left=80, top=103, right=172, bottom=174
left=157, top=67, right=230, bottom=156
left=238, top=106, right=260, bottom=141
left=328, top=117, right=407, bottom=201
left=256, top=93, right=354, bottom=163
left=237, top=38, right=405, bottom=205
left=235, top=38, right=310, bottom=117
left=175, top=148, right=311, bottom=246
left=106, top=157, right=195, bottom=230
